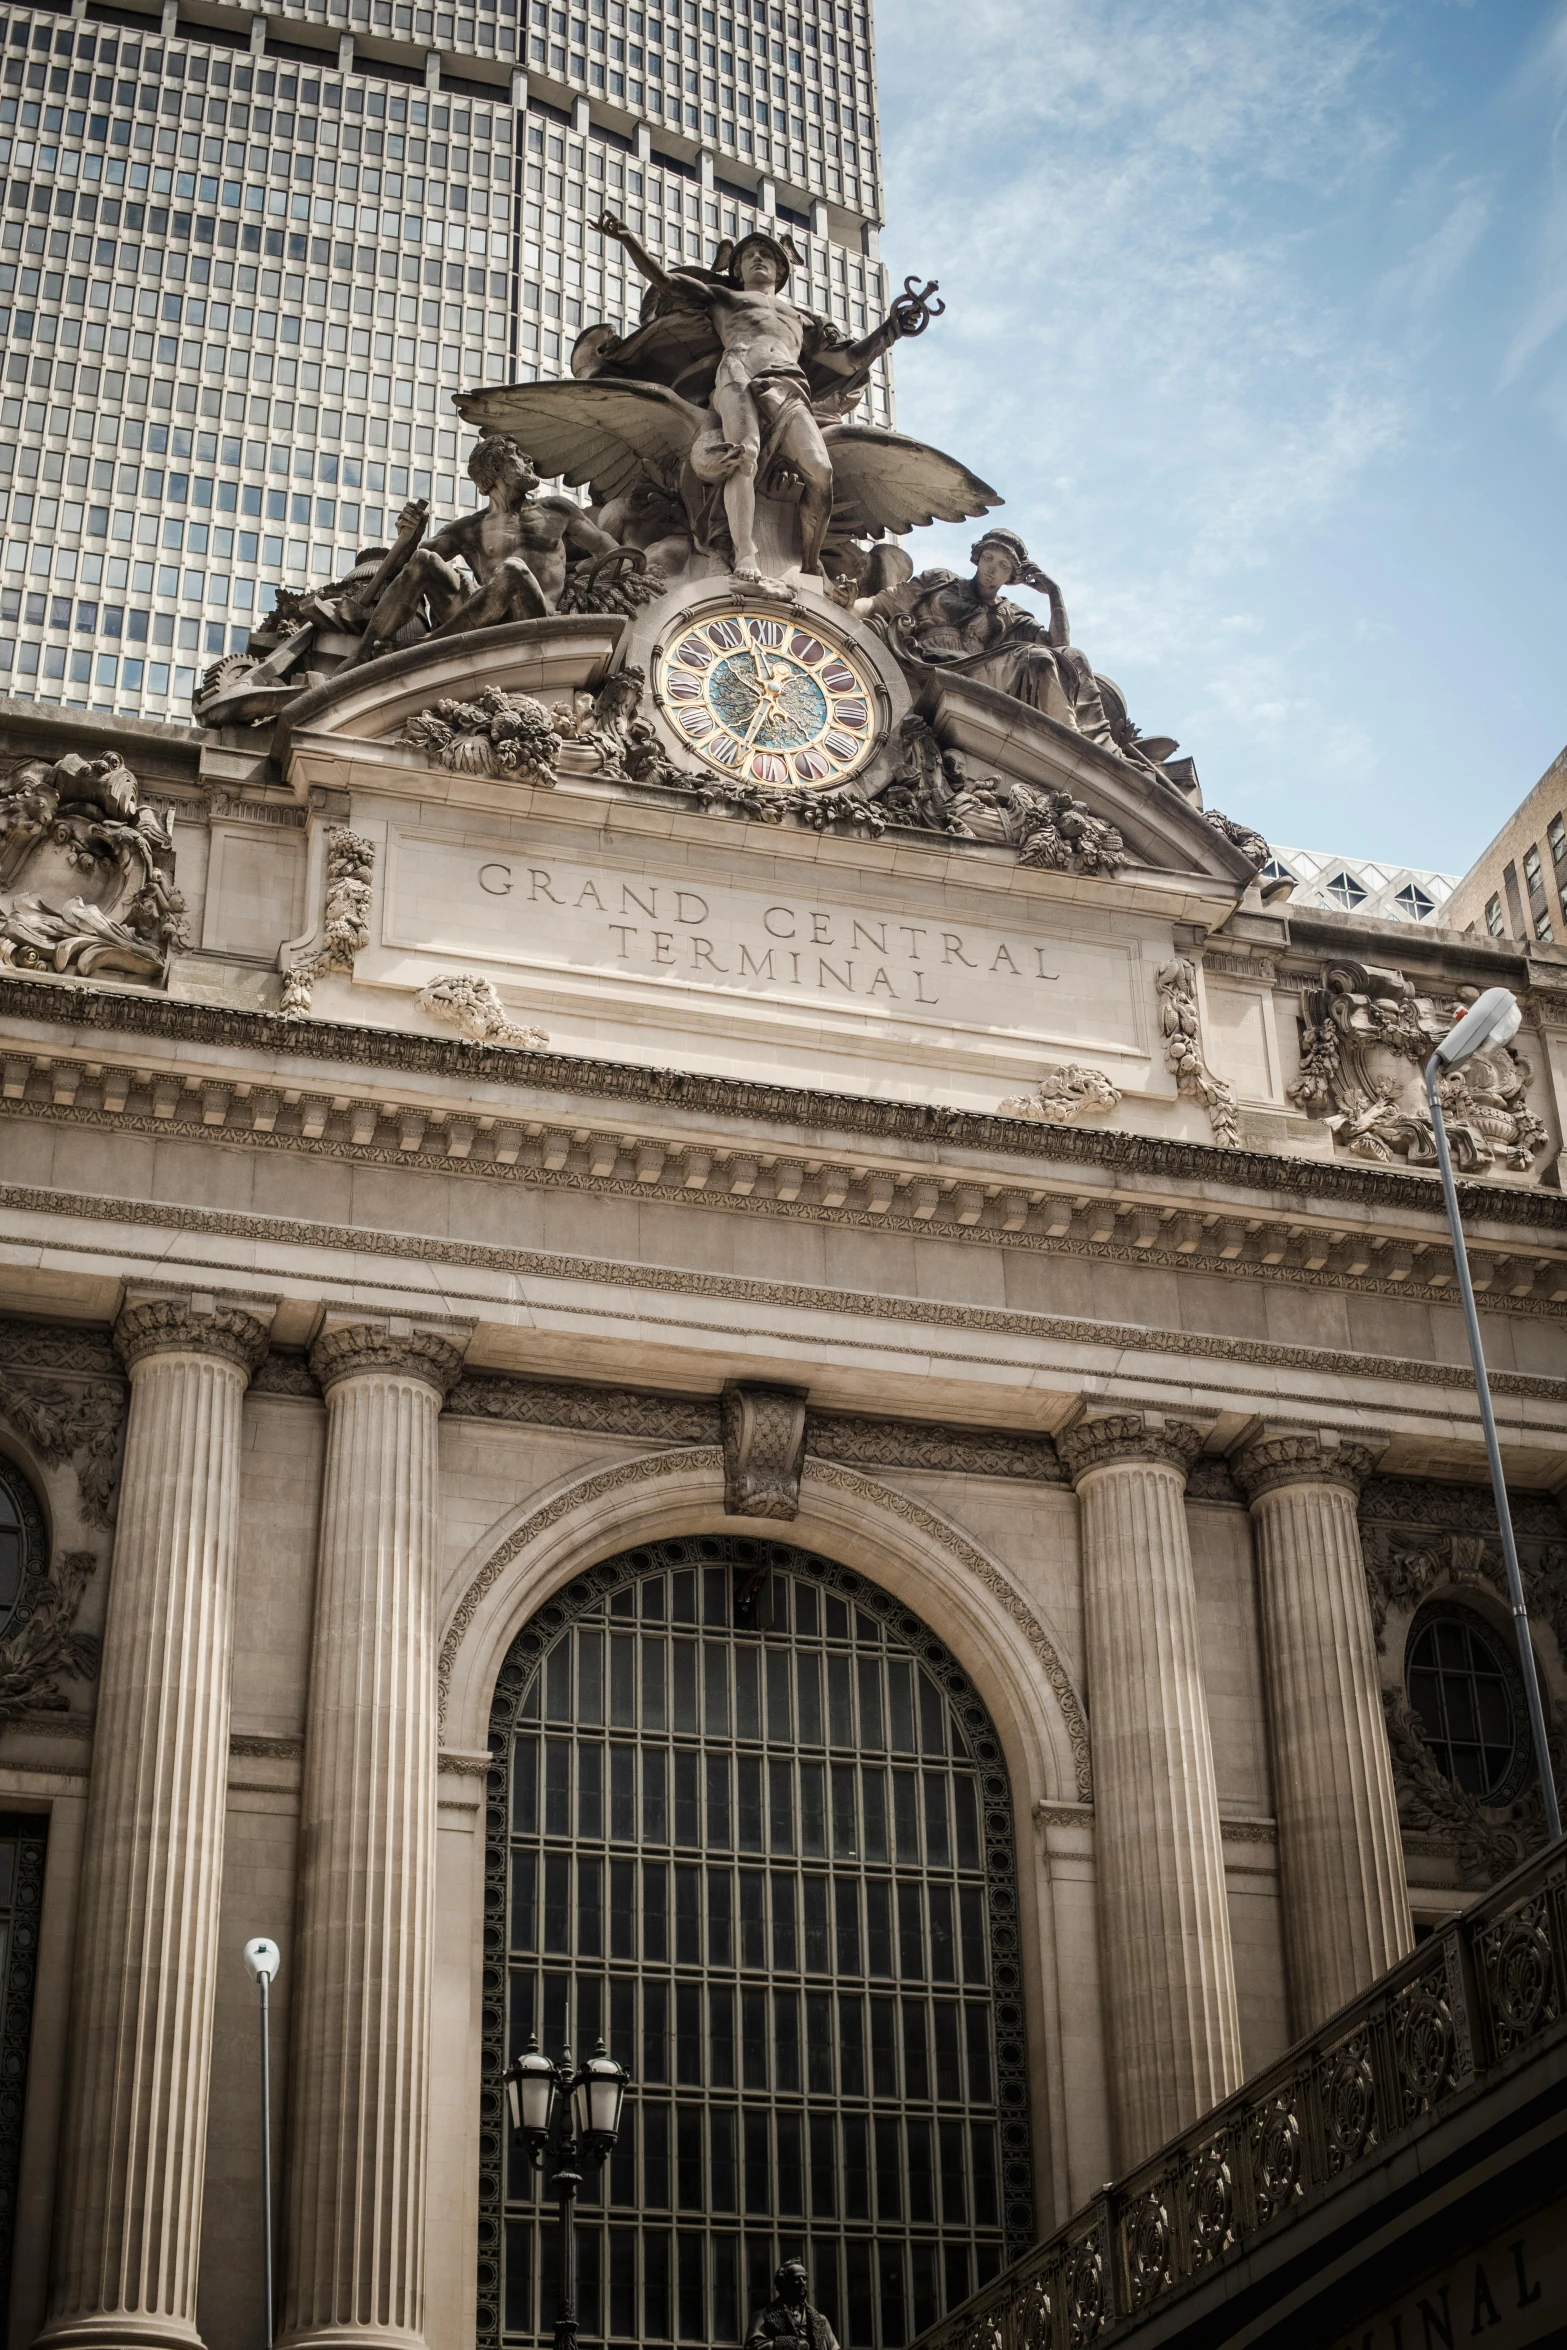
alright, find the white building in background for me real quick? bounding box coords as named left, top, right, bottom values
left=0, top=0, right=890, bottom=726
left=1261, top=843, right=1458, bottom=925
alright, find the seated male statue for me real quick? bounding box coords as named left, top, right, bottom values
left=351, top=429, right=623, bottom=663
left=862, top=526, right=1115, bottom=744
left=744, top=2261, right=839, bottom=2350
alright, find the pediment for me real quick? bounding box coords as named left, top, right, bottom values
left=917, top=673, right=1258, bottom=889
left=274, top=615, right=627, bottom=759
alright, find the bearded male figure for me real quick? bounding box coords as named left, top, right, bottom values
left=352, top=430, right=623, bottom=663
left=744, top=2262, right=839, bottom=2350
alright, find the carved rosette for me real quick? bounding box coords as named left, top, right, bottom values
left=1057, top=1411, right=1206, bottom=1488
left=722, top=1381, right=809, bottom=1519
left=1230, top=1432, right=1383, bottom=1505
left=309, top=1323, right=467, bottom=1399
left=113, top=1296, right=272, bottom=1379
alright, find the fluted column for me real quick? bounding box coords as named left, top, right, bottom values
left=1232, top=1428, right=1412, bottom=2030
left=40, top=1290, right=273, bottom=2350
left=1059, top=1409, right=1243, bottom=2168
left=281, top=1318, right=467, bottom=2350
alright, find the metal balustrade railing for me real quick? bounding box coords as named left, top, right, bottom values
left=912, top=1836, right=1567, bottom=2350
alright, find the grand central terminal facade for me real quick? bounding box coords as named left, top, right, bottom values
left=0, top=265, right=1565, bottom=2350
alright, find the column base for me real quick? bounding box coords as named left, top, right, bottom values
left=278, top=2331, right=431, bottom=2350
left=34, top=2318, right=207, bottom=2350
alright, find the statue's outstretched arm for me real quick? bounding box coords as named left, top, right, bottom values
left=827, top=273, right=945, bottom=376
left=596, top=209, right=688, bottom=298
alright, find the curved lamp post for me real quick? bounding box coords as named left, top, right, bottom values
left=504, top=2036, right=630, bottom=2350
left=241, top=1937, right=282, bottom=2349
left=1425, top=988, right=1562, bottom=1841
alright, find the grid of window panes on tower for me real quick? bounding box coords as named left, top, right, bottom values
left=491, top=1545, right=1025, bottom=2350
left=0, top=0, right=890, bottom=724
left=0, top=8, right=516, bottom=722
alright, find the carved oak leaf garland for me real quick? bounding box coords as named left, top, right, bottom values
left=0, top=1547, right=100, bottom=1722
left=0, top=1373, right=122, bottom=1526
left=281, top=827, right=376, bottom=1015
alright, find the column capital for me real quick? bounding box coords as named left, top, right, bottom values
left=1058, top=1409, right=1208, bottom=1489
left=114, top=1288, right=275, bottom=1378
left=1231, top=1427, right=1386, bottom=1506
left=309, top=1315, right=470, bottom=1399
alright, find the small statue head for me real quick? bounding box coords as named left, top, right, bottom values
left=469, top=432, right=541, bottom=505
left=723, top=232, right=800, bottom=292
left=775, top=2262, right=810, bottom=2307
left=969, top=528, right=1032, bottom=595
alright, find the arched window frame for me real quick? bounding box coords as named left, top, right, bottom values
left=477, top=1532, right=1036, bottom=2350
left=0, top=1451, right=49, bottom=1645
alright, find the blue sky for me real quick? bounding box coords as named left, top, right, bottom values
left=874, top=0, right=1567, bottom=876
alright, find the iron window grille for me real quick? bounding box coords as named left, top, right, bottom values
left=480, top=1535, right=1034, bottom=2350
left=1406, top=1600, right=1533, bottom=1806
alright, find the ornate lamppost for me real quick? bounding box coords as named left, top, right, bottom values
left=504, top=2035, right=630, bottom=2350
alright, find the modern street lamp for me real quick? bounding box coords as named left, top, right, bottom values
left=503, top=2035, right=630, bottom=2350
left=241, top=1937, right=282, bottom=2350
left=1425, top=988, right=1562, bottom=1841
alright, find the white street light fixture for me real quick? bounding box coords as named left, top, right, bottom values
left=1424, top=992, right=1561, bottom=1843
left=503, top=2033, right=629, bottom=2350
left=241, top=1939, right=281, bottom=2349
left=569, top=2039, right=630, bottom=2163
left=503, top=2034, right=561, bottom=2167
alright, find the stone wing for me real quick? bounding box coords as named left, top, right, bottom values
left=822, top=426, right=1002, bottom=537
left=451, top=379, right=710, bottom=505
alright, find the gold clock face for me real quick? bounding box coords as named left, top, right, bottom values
left=655, top=610, right=878, bottom=789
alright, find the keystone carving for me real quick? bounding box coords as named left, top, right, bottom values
left=722, top=1381, right=808, bottom=1520
left=0, top=752, right=187, bottom=986
left=416, top=974, right=550, bottom=1049
left=0, top=1547, right=100, bottom=1723
left=1289, top=962, right=1547, bottom=1174
left=998, top=1063, right=1122, bottom=1124
left=280, top=826, right=375, bottom=1015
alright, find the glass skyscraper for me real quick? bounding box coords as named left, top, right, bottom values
left=0, top=0, right=889, bottom=723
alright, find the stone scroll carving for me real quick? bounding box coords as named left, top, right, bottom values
left=722, top=1381, right=809, bottom=1520
left=417, top=974, right=549, bottom=1049
left=0, top=752, right=187, bottom=986
left=998, top=1064, right=1122, bottom=1124
left=1157, top=958, right=1241, bottom=1149
left=280, top=827, right=375, bottom=1015
left=1289, top=962, right=1546, bottom=1173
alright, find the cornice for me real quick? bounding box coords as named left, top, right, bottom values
left=1057, top=1411, right=1208, bottom=1486
left=1, top=972, right=1562, bottom=1229
left=1231, top=1432, right=1384, bottom=1505
left=114, top=1298, right=272, bottom=1377
left=309, top=1323, right=467, bottom=1397
left=9, top=1183, right=1567, bottom=1413
left=3, top=1079, right=1565, bottom=1316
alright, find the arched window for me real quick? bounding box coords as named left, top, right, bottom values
left=479, top=1536, right=1033, bottom=2350
left=0, top=1456, right=46, bottom=1642
left=1405, top=1601, right=1532, bottom=1804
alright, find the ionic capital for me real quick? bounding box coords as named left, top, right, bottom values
left=1230, top=1427, right=1385, bottom=1506
left=309, top=1315, right=469, bottom=1399
left=114, top=1288, right=275, bottom=1379
left=1057, top=1408, right=1208, bottom=1489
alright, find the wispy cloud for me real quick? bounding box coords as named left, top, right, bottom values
left=872, top=0, right=1555, bottom=859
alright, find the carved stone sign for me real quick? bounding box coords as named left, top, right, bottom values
left=378, top=825, right=1152, bottom=1059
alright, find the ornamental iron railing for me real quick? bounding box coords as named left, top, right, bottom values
left=911, top=1834, right=1567, bottom=2350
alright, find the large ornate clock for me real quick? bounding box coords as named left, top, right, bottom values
left=653, top=610, right=878, bottom=789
